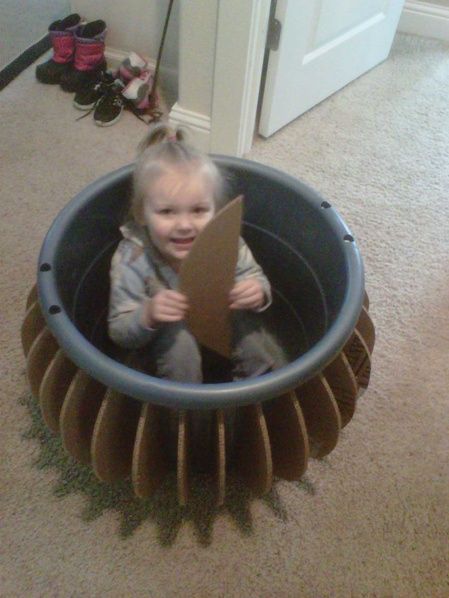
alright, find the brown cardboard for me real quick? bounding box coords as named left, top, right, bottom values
left=264, top=391, right=309, bottom=480
left=323, top=352, right=358, bottom=428
left=234, top=403, right=273, bottom=495
left=26, top=282, right=38, bottom=309
left=177, top=411, right=190, bottom=506
left=40, top=349, right=77, bottom=433
left=60, top=370, right=104, bottom=464
left=91, top=389, right=140, bottom=482
left=21, top=300, right=45, bottom=356
left=132, top=403, right=169, bottom=498
left=295, top=374, right=341, bottom=459
left=26, top=326, right=58, bottom=397
left=179, top=195, right=243, bottom=357
left=214, top=410, right=226, bottom=506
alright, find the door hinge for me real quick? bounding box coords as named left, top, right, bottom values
left=266, top=16, right=281, bottom=51
left=266, top=0, right=281, bottom=53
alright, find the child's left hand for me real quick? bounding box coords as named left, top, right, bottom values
left=229, top=278, right=265, bottom=311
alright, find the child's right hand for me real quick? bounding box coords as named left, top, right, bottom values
left=142, top=290, right=189, bottom=328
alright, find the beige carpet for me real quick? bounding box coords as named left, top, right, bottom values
left=1, top=34, right=448, bottom=597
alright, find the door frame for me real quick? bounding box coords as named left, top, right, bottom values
left=209, top=0, right=271, bottom=156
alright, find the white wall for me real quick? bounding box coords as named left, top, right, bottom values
left=71, top=0, right=179, bottom=94
left=423, top=0, right=449, bottom=6
left=168, top=1, right=219, bottom=152
left=176, top=0, right=218, bottom=117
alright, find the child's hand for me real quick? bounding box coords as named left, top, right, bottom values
left=229, top=278, right=265, bottom=311
left=143, top=290, right=189, bottom=327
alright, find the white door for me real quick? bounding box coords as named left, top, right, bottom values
left=259, top=0, right=405, bottom=137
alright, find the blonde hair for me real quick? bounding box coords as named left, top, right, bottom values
left=131, top=124, right=225, bottom=223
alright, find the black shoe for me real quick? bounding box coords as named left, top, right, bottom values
left=73, top=71, right=115, bottom=110
left=36, top=60, right=74, bottom=85
left=93, top=81, right=125, bottom=126
left=60, top=60, right=107, bottom=93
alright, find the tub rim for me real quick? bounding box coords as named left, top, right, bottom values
left=37, top=156, right=365, bottom=410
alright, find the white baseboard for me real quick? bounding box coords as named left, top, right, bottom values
left=398, top=1, right=449, bottom=41
left=168, top=103, right=211, bottom=152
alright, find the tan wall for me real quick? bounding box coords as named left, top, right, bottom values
left=177, top=0, right=218, bottom=116
left=70, top=0, right=179, bottom=71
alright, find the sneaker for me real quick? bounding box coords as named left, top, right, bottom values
left=93, top=81, right=125, bottom=126
left=73, top=70, right=115, bottom=110
left=118, top=52, right=149, bottom=82
left=122, top=70, right=155, bottom=111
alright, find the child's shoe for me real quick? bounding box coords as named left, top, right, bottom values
left=93, top=80, right=125, bottom=126
left=121, top=70, right=155, bottom=111
left=60, top=20, right=107, bottom=93
left=35, top=13, right=81, bottom=84
left=118, top=52, right=149, bottom=82
left=73, top=70, right=116, bottom=110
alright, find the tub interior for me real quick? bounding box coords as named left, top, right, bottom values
left=49, top=163, right=350, bottom=383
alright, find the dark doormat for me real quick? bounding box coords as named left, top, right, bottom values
left=0, top=35, right=51, bottom=92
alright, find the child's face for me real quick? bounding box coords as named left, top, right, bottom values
left=142, top=166, right=216, bottom=269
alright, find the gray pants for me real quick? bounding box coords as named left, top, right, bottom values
left=140, top=311, right=276, bottom=383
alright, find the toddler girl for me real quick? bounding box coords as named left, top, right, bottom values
left=108, top=125, right=277, bottom=383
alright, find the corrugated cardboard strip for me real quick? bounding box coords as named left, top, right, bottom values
left=179, top=196, right=243, bottom=357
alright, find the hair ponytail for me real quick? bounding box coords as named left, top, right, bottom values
left=137, top=123, right=186, bottom=155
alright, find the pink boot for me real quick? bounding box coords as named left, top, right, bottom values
left=35, top=14, right=81, bottom=84
left=60, top=20, right=107, bottom=93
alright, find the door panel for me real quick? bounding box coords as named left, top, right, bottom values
left=313, top=0, right=387, bottom=48
left=259, top=0, right=404, bottom=137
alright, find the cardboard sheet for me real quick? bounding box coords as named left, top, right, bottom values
left=179, top=195, right=243, bottom=357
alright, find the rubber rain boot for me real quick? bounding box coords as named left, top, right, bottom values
left=35, top=13, right=81, bottom=84
left=60, top=20, right=107, bottom=93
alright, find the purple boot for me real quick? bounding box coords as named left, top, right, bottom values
left=35, top=14, right=81, bottom=84
left=60, top=20, right=107, bottom=93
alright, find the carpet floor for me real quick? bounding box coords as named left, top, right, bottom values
left=1, top=33, right=448, bottom=597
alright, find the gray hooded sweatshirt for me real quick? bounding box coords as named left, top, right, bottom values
left=108, top=221, right=272, bottom=349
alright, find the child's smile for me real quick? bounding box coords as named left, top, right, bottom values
left=143, top=165, right=215, bottom=270
left=170, top=236, right=195, bottom=249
